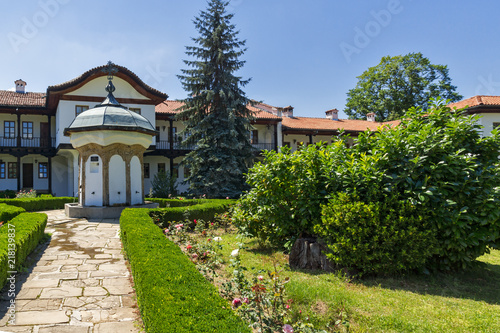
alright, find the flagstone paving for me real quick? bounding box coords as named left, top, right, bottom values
left=0, top=210, right=142, bottom=333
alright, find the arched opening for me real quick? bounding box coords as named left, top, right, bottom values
left=130, top=156, right=143, bottom=205
left=109, top=155, right=126, bottom=206
left=85, top=154, right=103, bottom=206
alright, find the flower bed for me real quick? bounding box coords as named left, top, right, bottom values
left=0, top=212, right=48, bottom=289
left=119, top=208, right=250, bottom=333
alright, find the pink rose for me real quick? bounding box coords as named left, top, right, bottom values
left=232, top=298, right=242, bottom=308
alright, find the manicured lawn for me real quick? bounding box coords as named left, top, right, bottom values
left=215, top=231, right=500, bottom=332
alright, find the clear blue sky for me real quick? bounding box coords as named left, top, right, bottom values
left=1, top=0, right=499, bottom=119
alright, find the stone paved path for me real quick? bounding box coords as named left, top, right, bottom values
left=0, top=210, right=142, bottom=333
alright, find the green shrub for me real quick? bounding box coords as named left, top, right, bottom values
left=0, top=197, right=75, bottom=211
left=333, top=103, right=500, bottom=271
left=316, top=193, right=439, bottom=275
left=0, top=212, right=48, bottom=289
left=233, top=144, right=339, bottom=248
left=151, top=171, right=178, bottom=198
left=0, top=204, right=26, bottom=223
left=236, top=100, right=500, bottom=272
left=120, top=208, right=250, bottom=333
left=0, top=190, right=16, bottom=198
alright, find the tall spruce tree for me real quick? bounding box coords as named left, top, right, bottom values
left=177, top=0, right=254, bottom=198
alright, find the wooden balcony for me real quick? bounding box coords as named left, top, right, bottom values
left=251, top=143, right=275, bottom=151
left=154, top=140, right=275, bottom=152
left=155, top=141, right=196, bottom=151
left=0, top=136, right=56, bottom=155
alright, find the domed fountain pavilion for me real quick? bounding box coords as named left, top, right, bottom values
left=64, top=64, right=159, bottom=218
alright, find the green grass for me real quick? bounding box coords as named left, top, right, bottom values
left=216, top=232, right=500, bottom=332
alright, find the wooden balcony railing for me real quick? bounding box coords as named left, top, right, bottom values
left=0, top=137, right=56, bottom=148
left=155, top=141, right=275, bottom=151
left=251, top=143, right=275, bottom=151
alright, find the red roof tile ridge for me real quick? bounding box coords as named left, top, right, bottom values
left=47, top=63, right=167, bottom=99
left=253, top=101, right=281, bottom=109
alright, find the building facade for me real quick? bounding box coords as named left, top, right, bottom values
left=0, top=64, right=404, bottom=196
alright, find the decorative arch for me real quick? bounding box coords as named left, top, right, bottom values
left=75, top=143, right=147, bottom=207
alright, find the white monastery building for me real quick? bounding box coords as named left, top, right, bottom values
left=0, top=63, right=493, bottom=197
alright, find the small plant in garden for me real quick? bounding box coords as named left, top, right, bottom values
left=213, top=211, right=233, bottom=231
left=16, top=189, right=37, bottom=198
left=164, top=219, right=223, bottom=282
left=151, top=170, right=178, bottom=198
left=221, top=253, right=331, bottom=333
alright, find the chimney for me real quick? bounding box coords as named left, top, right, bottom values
left=15, top=79, right=26, bottom=93
left=325, top=108, right=339, bottom=121
left=282, top=105, right=294, bottom=117
left=367, top=112, right=376, bottom=122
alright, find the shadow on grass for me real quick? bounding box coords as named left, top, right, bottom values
left=240, top=237, right=500, bottom=306
left=355, top=258, right=500, bottom=305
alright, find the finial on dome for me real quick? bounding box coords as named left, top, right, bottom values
left=105, top=80, right=116, bottom=94
left=99, top=61, right=121, bottom=106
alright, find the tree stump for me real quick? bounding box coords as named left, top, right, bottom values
left=289, top=238, right=335, bottom=272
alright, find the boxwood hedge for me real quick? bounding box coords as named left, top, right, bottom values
left=148, top=198, right=235, bottom=208
left=0, top=212, right=48, bottom=289
left=120, top=208, right=250, bottom=333
left=149, top=199, right=235, bottom=225
left=0, top=197, right=75, bottom=211
left=0, top=203, right=26, bottom=222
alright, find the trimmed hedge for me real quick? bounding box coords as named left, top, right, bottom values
left=148, top=198, right=235, bottom=208
left=148, top=198, right=205, bottom=208
left=0, top=204, right=26, bottom=223
left=149, top=199, right=235, bottom=225
left=0, top=197, right=75, bottom=211
left=0, top=212, right=48, bottom=289
left=120, top=208, right=250, bottom=333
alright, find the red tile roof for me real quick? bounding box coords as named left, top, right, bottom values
left=155, top=101, right=282, bottom=119
left=248, top=104, right=281, bottom=119
left=0, top=90, right=46, bottom=107
left=282, top=116, right=395, bottom=132
left=448, top=95, right=500, bottom=110
left=156, top=100, right=184, bottom=114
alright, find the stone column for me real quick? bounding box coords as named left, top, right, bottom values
left=80, top=155, right=86, bottom=206
left=125, top=156, right=131, bottom=206
left=48, top=156, right=52, bottom=194
left=102, top=154, right=110, bottom=206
